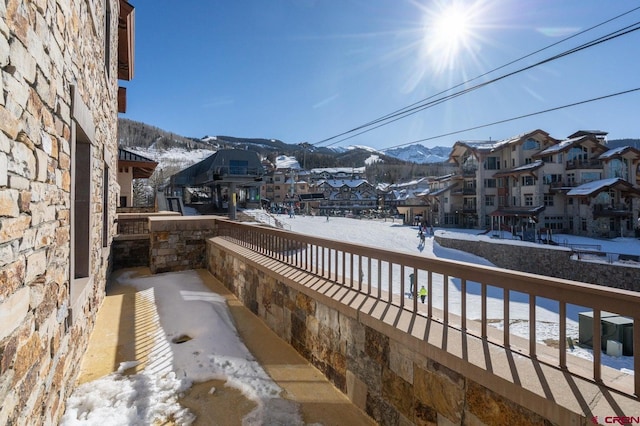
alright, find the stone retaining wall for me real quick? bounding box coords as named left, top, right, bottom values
left=206, top=238, right=586, bottom=425
left=435, top=233, right=640, bottom=291
left=149, top=216, right=218, bottom=273
left=112, top=236, right=150, bottom=269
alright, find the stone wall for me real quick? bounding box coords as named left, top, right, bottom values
left=112, top=236, right=150, bottom=269
left=0, top=1, right=122, bottom=424
left=206, top=238, right=594, bottom=425
left=149, top=216, right=218, bottom=274
left=435, top=233, right=640, bottom=291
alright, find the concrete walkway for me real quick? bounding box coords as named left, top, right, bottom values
left=77, top=268, right=375, bottom=425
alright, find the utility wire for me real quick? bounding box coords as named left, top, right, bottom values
left=353, top=5, right=640, bottom=130
left=318, top=21, right=640, bottom=148
left=312, top=6, right=640, bottom=147
left=381, top=87, right=640, bottom=149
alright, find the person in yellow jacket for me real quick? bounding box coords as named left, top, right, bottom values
left=419, top=285, right=427, bottom=303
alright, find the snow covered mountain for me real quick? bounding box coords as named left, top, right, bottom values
left=118, top=119, right=452, bottom=180
left=381, top=144, right=451, bottom=164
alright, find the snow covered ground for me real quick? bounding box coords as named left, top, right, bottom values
left=243, top=209, right=638, bottom=375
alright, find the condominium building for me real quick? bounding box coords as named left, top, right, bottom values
left=427, top=130, right=640, bottom=238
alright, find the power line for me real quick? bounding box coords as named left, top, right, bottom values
left=311, top=6, right=640, bottom=147
left=382, top=87, right=640, bottom=149
left=358, top=5, right=640, bottom=129
left=318, top=20, right=640, bottom=148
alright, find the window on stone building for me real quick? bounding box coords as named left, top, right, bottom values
left=104, top=0, right=112, bottom=76
left=103, top=164, right=109, bottom=247
left=69, top=86, right=97, bottom=324
left=73, top=127, right=91, bottom=279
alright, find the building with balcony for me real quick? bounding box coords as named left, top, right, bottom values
left=314, top=178, right=378, bottom=215
left=433, top=129, right=640, bottom=237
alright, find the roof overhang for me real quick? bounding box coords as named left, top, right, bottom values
left=118, top=0, right=135, bottom=81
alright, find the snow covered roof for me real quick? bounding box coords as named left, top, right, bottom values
left=598, top=146, right=628, bottom=158
left=536, top=133, right=608, bottom=157
left=319, top=179, right=372, bottom=188
left=568, top=130, right=608, bottom=138
left=275, top=155, right=301, bottom=170
left=537, top=137, right=581, bottom=155
left=598, top=146, right=640, bottom=159
left=566, top=178, right=640, bottom=197
left=494, top=160, right=543, bottom=177
left=453, top=130, right=551, bottom=154
left=309, top=167, right=366, bottom=174
left=388, top=177, right=429, bottom=190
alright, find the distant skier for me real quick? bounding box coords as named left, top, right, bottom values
left=418, top=230, right=425, bottom=245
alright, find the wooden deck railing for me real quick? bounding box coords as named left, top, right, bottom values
left=214, top=219, right=640, bottom=397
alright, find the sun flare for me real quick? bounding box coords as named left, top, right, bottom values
left=421, top=1, right=484, bottom=73
left=432, top=5, right=470, bottom=52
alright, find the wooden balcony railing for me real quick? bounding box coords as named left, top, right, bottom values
left=214, top=219, right=640, bottom=397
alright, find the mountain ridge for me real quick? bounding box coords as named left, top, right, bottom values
left=118, top=118, right=453, bottom=165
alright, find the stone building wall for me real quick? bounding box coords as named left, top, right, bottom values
left=435, top=233, right=640, bottom=291
left=206, top=238, right=593, bottom=425
left=0, top=1, right=122, bottom=424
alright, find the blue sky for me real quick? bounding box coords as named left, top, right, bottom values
left=122, top=0, right=640, bottom=150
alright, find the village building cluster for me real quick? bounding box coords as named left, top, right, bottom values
left=254, top=129, right=640, bottom=239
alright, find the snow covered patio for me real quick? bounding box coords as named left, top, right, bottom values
left=64, top=267, right=374, bottom=425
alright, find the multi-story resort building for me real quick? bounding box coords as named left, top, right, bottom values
left=426, top=129, right=640, bottom=238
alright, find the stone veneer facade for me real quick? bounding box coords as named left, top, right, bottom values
left=0, top=1, right=125, bottom=424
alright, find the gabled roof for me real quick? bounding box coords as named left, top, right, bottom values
left=318, top=179, right=371, bottom=189
left=566, top=178, right=640, bottom=197
left=535, top=134, right=607, bottom=157
left=598, top=146, right=640, bottom=160
left=568, top=130, right=608, bottom=139
left=449, top=129, right=555, bottom=161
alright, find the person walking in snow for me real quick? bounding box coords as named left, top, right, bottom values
left=408, top=273, right=415, bottom=298
left=419, top=285, right=427, bottom=304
